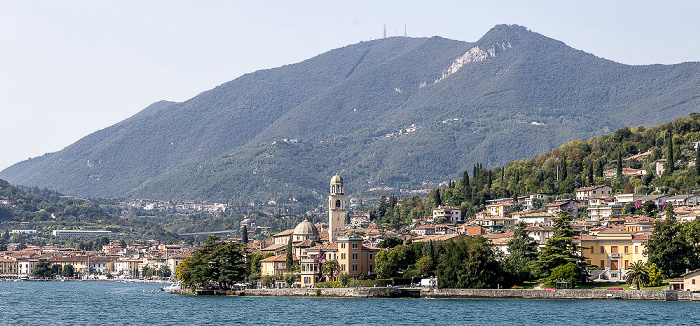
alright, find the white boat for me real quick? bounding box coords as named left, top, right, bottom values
left=163, top=282, right=181, bottom=293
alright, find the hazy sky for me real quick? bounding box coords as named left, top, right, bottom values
left=1, top=1, right=699, bottom=171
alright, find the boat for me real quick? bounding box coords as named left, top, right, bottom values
left=163, top=282, right=181, bottom=293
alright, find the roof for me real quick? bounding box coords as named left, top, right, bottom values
left=260, top=254, right=297, bottom=263
left=330, top=174, right=343, bottom=185
left=273, top=229, right=295, bottom=238
left=577, top=185, right=610, bottom=192
left=293, top=219, right=319, bottom=236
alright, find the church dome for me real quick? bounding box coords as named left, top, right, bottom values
left=330, top=174, right=343, bottom=185
left=294, top=219, right=319, bottom=237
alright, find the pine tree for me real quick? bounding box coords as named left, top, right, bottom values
left=530, top=212, right=584, bottom=280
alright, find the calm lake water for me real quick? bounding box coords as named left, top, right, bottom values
left=1, top=281, right=700, bottom=325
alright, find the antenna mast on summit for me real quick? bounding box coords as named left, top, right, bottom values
left=383, top=24, right=386, bottom=39
left=404, top=24, right=407, bottom=37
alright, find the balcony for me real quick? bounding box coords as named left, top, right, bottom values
left=608, top=253, right=622, bottom=259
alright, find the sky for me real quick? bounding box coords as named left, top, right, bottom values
left=1, top=0, right=699, bottom=171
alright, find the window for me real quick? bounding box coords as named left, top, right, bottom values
left=352, top=243, right=358, bottom=249
left=369, top=254, right=373, bottom=260
left=635, top=246, right=639, bottom=254
left=352, top=264, right=358, bottom=272
left=591, top=246, right=594, bottom=254
left=624, top=246, right=629, bottom=254
left=600, top=260, right=605, bottom=269
left=340, top=243, right=345, bottom=249
left=352, top=253, right=357, bottom=260
left=600, top=246, right=605, bottom=253
left=611, top=246, right=618, bottom=254
left=341, top=253, right=345, bottom=259
left=341, top=264, right=345, bottom=271
left=693, top=279, right=696, bottom=285
left=369, top=264, right=373, bottom=272
left=624, top=260, right=629, bottom=269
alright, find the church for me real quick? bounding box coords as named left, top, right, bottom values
left=259, top=175, right=379, bottom=287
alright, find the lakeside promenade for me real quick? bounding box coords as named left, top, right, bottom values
left=172, top=286, right=700, bottom=301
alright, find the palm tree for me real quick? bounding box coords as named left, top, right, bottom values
left=625, top=262, right=650, bottom=290
left=322, top=259, right=340, bottom=282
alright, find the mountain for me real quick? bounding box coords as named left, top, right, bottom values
left=3, top=24, right=700, bottom=205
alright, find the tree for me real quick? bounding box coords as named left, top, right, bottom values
left=617, top=151, right=623, bottom=181
left=241, top=225, right=248, bottom=244
left=667, top=128, right=675, bottom=174
left=284, top=272, right=298, bottom=287
left=625, top=261, right=650, bottom=290
left=647, top=212, right=695, bottom=277
left=31, top=258, right=53, bottom=278
left=504, top=222, right=539, bottom=283
left=462, top=170, right=471, bottom=203
left=377, top=237, right=403, bottom=249
left=286, top=235, right=293, bottom=271
left=338, top=272, right=351, bottom=286
left=436, top=236, right=504, bottom=289
left=62, top=264, right=75, bottom=278
left=696, top=148, right=700, bottom=177
left=549, top=262, right=581, bottom=287
left=644, top=263, right=663, bottom=287
left=176, top=236, right=248, bottom=289
left=321, top=259, right=340, bottom=282
left=560, top=156, right=568, bottom=180
left=530, top=212, right=586, bottom=281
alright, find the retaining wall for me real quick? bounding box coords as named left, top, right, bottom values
left=424, top=288, right=699, bottom=301
left=174, top=287, right=700, bottom=301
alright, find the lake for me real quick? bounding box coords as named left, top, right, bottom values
left=1, top=281, right=699, bottom=325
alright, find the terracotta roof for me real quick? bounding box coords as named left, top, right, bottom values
left=260, top=254, right=297, bottom=263
left=273, top=229, right=295, bottom=237
left=598, top=226, right=631, bottom=234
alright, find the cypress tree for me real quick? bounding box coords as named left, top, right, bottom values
left=241, top=225, right=248, bottom=244
left=696, top=148, right=700, bottom=177
left=587, top=162, right=594, bottom=186
left=462, top=170, right=471, bottom=202
left=667, top=129, right=675, bottom=174
left=286, top=235, right=293, bottom=271
left=434, top=188, right=442, bottom=207
left=617, top=151, right=623, bottom=180
left=487, top=171, right=492, bottom=192
left=560, top=156, right=568, bottom=180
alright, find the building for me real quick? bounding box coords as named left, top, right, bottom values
left=683, top=269, right=700, bottom=292
left=432, top=206, right=462, bottom=222
left=576, top=185, right=612, bottom=201
left=545, top=199, right=580, bottom=218
left=300, top=236, right=378, bottom=288
left=328, top=175, right=346, bottom=242
left=260, top=254, right=297, bottom=278
left=52, top=230, right=112, bottom=237
left=511, top=211, right=555, bottom=225
left=411, top=225, right=435, bottom=236
left=485, top=202, right=512, bottom=217
left=579, top=226, right=648, bottom=282
left=474, top=216, right=516, bottom=231
left=293, top=219, right=320, bottom=242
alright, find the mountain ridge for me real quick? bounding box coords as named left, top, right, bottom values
left=3, top=24, right=700, bottom=204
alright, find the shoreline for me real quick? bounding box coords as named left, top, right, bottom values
left=170, top=287, right=700, bottom=301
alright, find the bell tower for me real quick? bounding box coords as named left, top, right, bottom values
left=328, top=174, right=345, bottom=242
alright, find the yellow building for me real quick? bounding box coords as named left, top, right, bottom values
left=260, top=254, right=296, bottom=277
left=579, top=226, right=648, bottom=282
left=300, top=236, right=378, bottom=287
